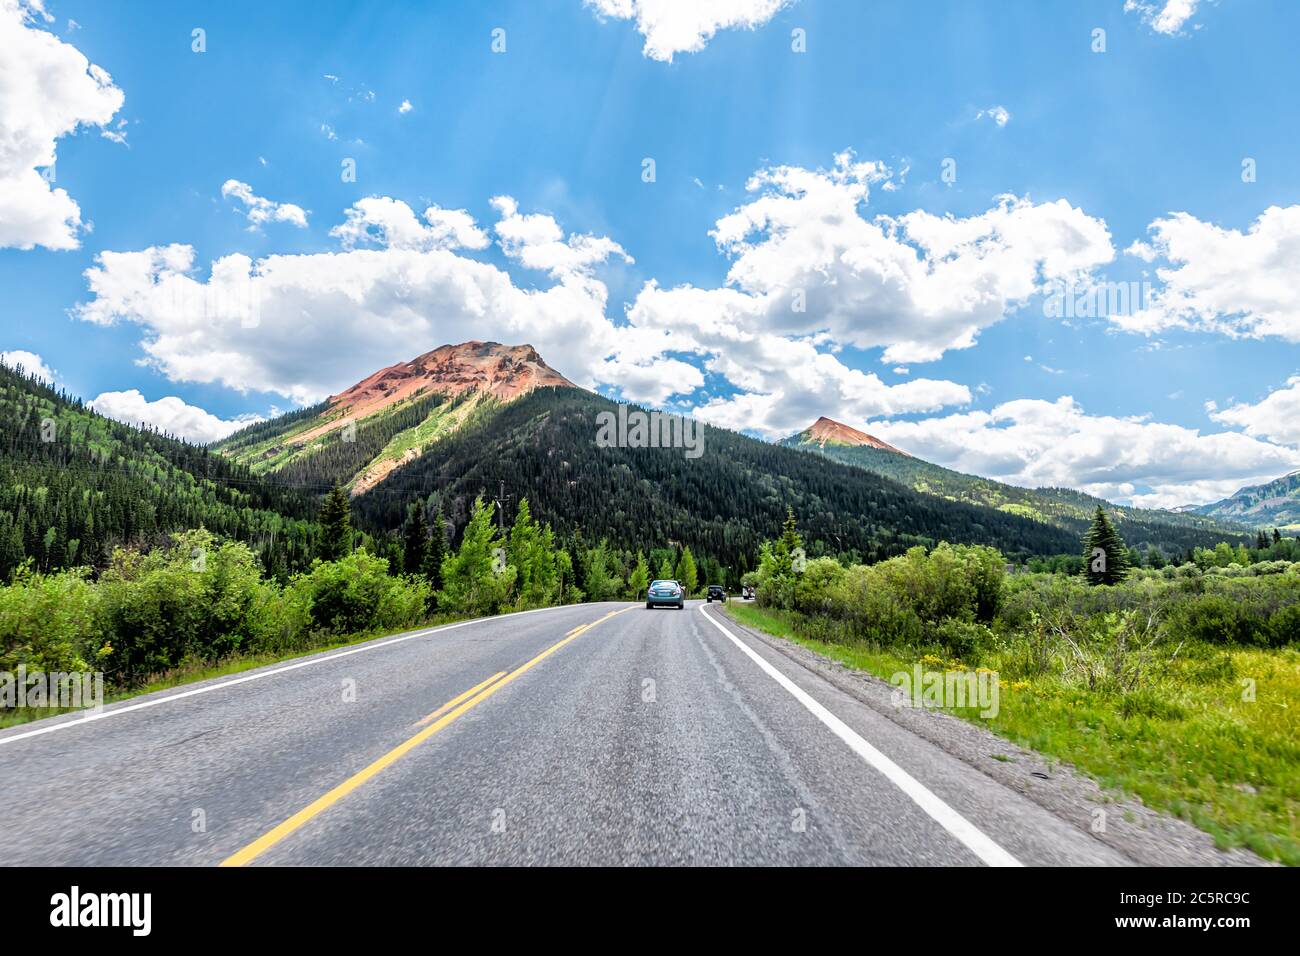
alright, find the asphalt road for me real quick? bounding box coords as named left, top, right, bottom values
left=0, top=600, right=1132, bottom=866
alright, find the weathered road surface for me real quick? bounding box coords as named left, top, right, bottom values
left=0, top=601, right=1130, bottom=866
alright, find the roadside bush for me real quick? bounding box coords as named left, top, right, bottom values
left=792, top=557, right=847, bottom=615
left=823, top=564, right=923, bottom=645
left=0, top=565, right=102, bottom=676
left=873, top=545, right=979, bottom=623
left=1171, top=593, right=1252, bottom=645
left=290, top=550, right=430, bottom=637
left=753, top=539, right=1007, bottom=648
left=97, top=531, right=267, bottom=685
left=246, top=583, right=313, bottom=655
left=1165, top=576, right=1300, bottom=648
left=926, top=618, right=996, bottom=662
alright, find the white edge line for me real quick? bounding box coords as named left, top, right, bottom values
left=698, top=605, right=1022, bottom=868
left=0, top=603, right=591, bottom=748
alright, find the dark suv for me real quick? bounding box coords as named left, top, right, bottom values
left=706, top=584, right=727, bottom=603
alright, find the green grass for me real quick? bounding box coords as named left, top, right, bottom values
left=219, top=412, right=342, bottom=473
left=0, top=613, right=473, bottom=732
left=356, top=394, right=486, bottom=481
left=725, top=601, right=1300, bottom=865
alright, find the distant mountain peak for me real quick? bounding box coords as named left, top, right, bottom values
left=328, top=341, right=576, bottom=420
left=1192, top=468, right=1300, bottom=529
left=801, top=416, right=910, bottom=456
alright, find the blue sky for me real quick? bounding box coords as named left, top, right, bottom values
left=3, top=0, right=1299, bottom=508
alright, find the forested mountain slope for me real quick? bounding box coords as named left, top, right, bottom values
left=0, top=362, right=320, bottom=579
left=1192, top=471, right=1300, bottom=531
left=215, top=342, right=572, bottom=495
left=780, top=418, right=1252, bottom=555
left=348, top=387, right=1082, bottom=569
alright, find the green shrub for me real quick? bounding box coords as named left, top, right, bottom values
left=291, top=550, right=430, bottom=637
left=1163, top=576, right=1300, bottom=648
left=873, top=545, right=979, bottom=623
left=1266, top=604, right=1300, bottom=647
left=0, top=564, right=103, bottom=676
left=792, top=557, right=847, bottom=615
left=926, top=618, right=995, bottom=662
left=824, top=564, right=924, bottom=645
left=97, top=531, right=266, bottom=684
left=246, top=583, right=313, bottom=655
left=1172, top=594, right=1252, bottom=645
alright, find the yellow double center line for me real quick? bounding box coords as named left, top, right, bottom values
left=220, top=606, right=632, bottom=867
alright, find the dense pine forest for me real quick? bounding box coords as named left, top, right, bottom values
left=0, top=362, right=321, bottom=580
left=3, top=358, right=1259, bottom=589
left=349, top=387, right=1084, bottom=569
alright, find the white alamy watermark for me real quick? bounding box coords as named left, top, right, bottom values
left=890, top=664, right=1000, bottom=718
left=50, top=886, right=151, bottom=937
left=1, top=667, right=104, bottom=712
left=595, top=406, right=704, bottom=459
left=164, top=276, right=261, bottom=328
left=1042, top=278, right=1153, bottom=319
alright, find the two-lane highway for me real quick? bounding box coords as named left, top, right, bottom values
left=0, top=601, right=1130, bottom=866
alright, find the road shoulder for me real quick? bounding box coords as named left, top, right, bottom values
left=717, top=603, right=1273, bottom=868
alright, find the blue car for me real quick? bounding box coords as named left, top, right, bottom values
left=646, top=579, right=685, bottom=610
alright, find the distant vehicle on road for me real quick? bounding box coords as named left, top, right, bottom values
left=706, top=584, right=727, bottom=603
left=646, top=579, right=685, bottom=609
left=742, top=585, right=755, bottom=600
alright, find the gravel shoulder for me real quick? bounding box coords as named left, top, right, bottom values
left=721, top=604, right=1275, bottom=868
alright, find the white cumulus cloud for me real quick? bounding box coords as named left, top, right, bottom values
left=0, top=348, right=56, bottom=383
left=73, top=197, right=628, bottom=406
left=624, top=151, right=1112, bottom=374
left=584, top=0, right=794, bottom=62
left=1121, top=205, right=1300, bottom=342
left=221, top=180, right=309, bottom=230
left=687, top=334, right=973, bottom=438
left=329, top=196, right=490, bottom=251
left=491, top=195, right=632, bottom=278
left=1210, top=376, right=1300, bottom=448
left=0, top=0, right=125, bottom=250
left=866, top=396, right=1300, bottom=509
left=1125, top=0, right=1202, bottom=35
left=89, top=389, right=263, bottom=444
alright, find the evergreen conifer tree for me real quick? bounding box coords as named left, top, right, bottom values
left=402, top=502, right=428, bottom=576
left=1082, top=506, right=1129, bottom=585
left=317, top=485, right=353, bottom=561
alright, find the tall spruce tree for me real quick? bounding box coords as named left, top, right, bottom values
left=317, top=485, right=353, bottom=561
left=402, top=502, right=428, bottom=576
left=1082, top=506, right=1129, bottom=585
left=424, top=503, right=448, bottom=600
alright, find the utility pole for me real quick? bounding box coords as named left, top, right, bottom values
left=493, top=479, right=512, bottom=533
